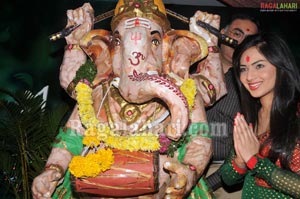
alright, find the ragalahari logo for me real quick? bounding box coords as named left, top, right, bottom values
left=260, top=2, right=298, bottom=12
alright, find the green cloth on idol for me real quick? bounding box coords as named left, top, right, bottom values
left=51, top=127, right=83, bottom=199
left=52, top=127, right=83, bottom=155
left=188, top=122, right=211, bottom=138
left=51, top=124, right=214, bottom=198
left=177, top=122, right=214, bottom=199
left=189, top=177, right=216, bottom=199
left=178, top=122, right=211, bottom=163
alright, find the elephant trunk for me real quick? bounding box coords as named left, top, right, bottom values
left=116, top=70, right=189, bottom=141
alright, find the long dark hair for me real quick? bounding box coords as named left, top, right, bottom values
left=233, top=33, right=300, bottom=170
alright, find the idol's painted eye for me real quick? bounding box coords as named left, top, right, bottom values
left=113, top=37, right=121, bottom=46
left=150, top=30, right=161, bottom=47
left=152, top=38, right=160, bottom=46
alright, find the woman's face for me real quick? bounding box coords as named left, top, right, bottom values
left=239, top=46, right=277, bottom=101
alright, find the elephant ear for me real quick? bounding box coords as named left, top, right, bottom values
left=162, top=30, right=208, bottom=79
left=80, top=29, right=113, bottom=86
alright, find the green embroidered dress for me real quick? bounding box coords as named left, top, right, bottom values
left=220, top=132, right=300, bottom=199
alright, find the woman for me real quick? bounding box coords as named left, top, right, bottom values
left=220, top=32, right=300, bottom=198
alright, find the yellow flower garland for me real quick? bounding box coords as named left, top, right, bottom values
left=69, top=148, right=114, bottom=178
left=75, top=82, right=160, bottom=151
left=70, top=79, right=196, bottom=178
left=180, top=78, right=197, bottom=112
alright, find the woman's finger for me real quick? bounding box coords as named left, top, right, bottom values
left=235, top=115, right=248, bottom=144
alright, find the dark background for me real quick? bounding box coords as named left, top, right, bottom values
left=0, top=0, right=299, bottom=107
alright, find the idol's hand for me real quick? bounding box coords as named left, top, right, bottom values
left=163, top=161, right=196, bottom=199
left=31, top=169, right=62, bottom=199
left=65, top=3, right=94, bottom=44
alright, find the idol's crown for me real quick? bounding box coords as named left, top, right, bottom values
left=111, top=0, right=171, bottom=32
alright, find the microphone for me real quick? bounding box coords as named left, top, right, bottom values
left=48, top=24, right=81, bottom=41
left=48, top=9, right=115, bottom=41
left=165, top=9, right=238, bottom=48
left=196, top=20, right=238, bottom=48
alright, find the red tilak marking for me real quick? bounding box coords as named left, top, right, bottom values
left=135, top=18, right=140, bottom=27
left=246, top=55, right=250, bottom=63
left=131, top=32, right=141, bottom=45
left=246, top=28, right=250, bottom=31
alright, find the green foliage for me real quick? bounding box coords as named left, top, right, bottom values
left=0, top=86, right=69, bottom=199
left=167, top=132, right=190, bottom=158
left=73, top=59, right=97, bottom=85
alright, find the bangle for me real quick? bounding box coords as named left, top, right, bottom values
left=233, top=157, right=246, bottom=169
left=66, top=81, right=76, bottom=97
left=208, top=46, right=219, bottom=53
left=198, top=75, right=216, bottom=105
left=44, top=164, right=64, bottom=177
left=246, top=155, right=258, bottom=170
left=65, top=44, right=82, bottom=51
left=232, top=159, right=247, bottom=174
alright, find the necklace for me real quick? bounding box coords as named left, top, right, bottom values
left=75, top=82, right=160, bottom=151
left=102, top=83, right=165, bottom=132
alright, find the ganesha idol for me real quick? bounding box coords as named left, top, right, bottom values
left=32, top=0, right=227, bottom=198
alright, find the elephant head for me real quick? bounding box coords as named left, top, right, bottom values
left=34, top=3, right=218, bottom=199
left=78, top=0, right=208, bottom=140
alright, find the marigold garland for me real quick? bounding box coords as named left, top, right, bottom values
left=75, top=81, right=160, bottom=151
left=70, top=78, right=196, bottom=178
left=180, top=78, right=197, bottom=112
left=69, top=148, right=114, bottom=178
